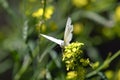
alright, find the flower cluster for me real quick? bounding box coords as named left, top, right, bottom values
left=62, top=42, right=84, bottom=71
left=66, top=71, right=77, bottom=80
left=72, top=0, right=88, bottom=8
left=62, top=42, right=90, bottom=80
left=32, top=6, right=54, bottom=19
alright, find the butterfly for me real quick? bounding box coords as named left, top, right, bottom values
left=40, top=17, right=73, bottom=47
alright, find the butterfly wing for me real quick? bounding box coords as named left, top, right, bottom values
left=64, top=17, right=73, bottom=46
left=40, top=34, right=64, bottom=46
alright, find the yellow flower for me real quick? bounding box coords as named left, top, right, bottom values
left=80, top=58, right=90, bottom=66
left=62, top=42, right=84, bottom=71
left=72, top=0, right=88, bottom=8
left=32, top=6, right=54, bottom=19
left=115, top=6, right=120, bottom=21
left=32, top=8, right=43, bottom=18
left=105, top=70, right=114, bottom=79
left=117, top=70, right=120, bottom=80
left=66, top=53, right=72, bottom=59
left=90, top=61, right=99, bottom=69
left=72, top=48, right=77, bottom=52
left=66, top=71, right=77, bottom=79
left=73, top=23, right=83, bottom=35
left=36, top=23, right=46, bottom=32
left=77, top=67, right=86, bottom=80
left=45, top=6, right=54, bottom=19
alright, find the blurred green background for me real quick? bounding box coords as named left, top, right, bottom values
left=0, top=0, right=120, bottom=80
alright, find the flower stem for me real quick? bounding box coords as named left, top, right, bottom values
left=86, top=50, right=120, bottom=78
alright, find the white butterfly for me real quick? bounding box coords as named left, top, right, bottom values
left=40, top=17, right=73, bottom=47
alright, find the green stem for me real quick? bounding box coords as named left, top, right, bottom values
left=38, top=44, right=55, bottom=64
left=14, top=54, right=31, bottom=80
left=42, top=0, right=46, bottom=20
left=86, top=50, right=120, bottom=78
left=38, top=0, right=46, bottom=63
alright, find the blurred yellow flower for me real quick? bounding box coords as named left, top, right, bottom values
left=32, top=6, right=54, bottom=19
left=105, top=70, right=114, bottom=80
left=72, top=0, right=88, bottom=8
left=102, top=27, right=115, bottom=39
left=80, top=58, right=90, bottom=66
left=115, top=6, right=120, bottom=21
left=36, top=23, right=46, bottom=32
left=32, top=8, right=43, bottom=18
left=41, top=24, right=46, bottom=32
left=116, top=70, right=120, bottom=80
left=73, top=23, right=83, bottom=35
left=90, top=61, right=99, bottom=69
left=66, top=71, right=77, bottom=79
left=50, top=22, right=58, bottom=31
left=45, top=6, right=54, bottom=19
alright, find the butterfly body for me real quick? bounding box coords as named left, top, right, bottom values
left=40, top=17, right=73, bottom=48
